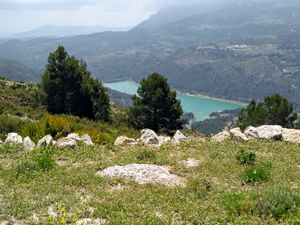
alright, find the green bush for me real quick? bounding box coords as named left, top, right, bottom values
left=241, top=161, right=272, bottom=183
left=256, top=186, right=300, bottom=220
left=0, top=114, right=26, bottom=140
left=236, top=149, right=256, bottom=165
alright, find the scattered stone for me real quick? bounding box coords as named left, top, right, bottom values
left=5, top=132, right=23, bottom=145
left=55, top=137, right=78, bottom=149
left=282, top=128, right=300, bottom=144
left=67, top=133, right=82, bottom=142
left=114, top=136, right=136, bottom=146
left=158, top=136, right=171, bottom=145
left=179, top=158, right=202, bottom=168
left=23, top=136, right=36, bottom=151
left=244, top=126, right=259, bottom=139
left=172, top=130, right=187, bottom=144
left=230, top=127, right=248, bottom=142
left=37, top=135, right=53, bottom=148
left=98, top=164, right=186, bottom=187
left=81, top=134, right=94, bottom=145
left=256, top=125, right=282, bottom=140
left=211, top=130, right=230, bottom=142
left=75, top=218, right=105, bottom=225
left=138, top=129, right=160, bottom=145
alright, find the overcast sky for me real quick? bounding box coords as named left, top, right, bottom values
left=0, top=0, right=225, bottom=33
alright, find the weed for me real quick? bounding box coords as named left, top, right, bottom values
left=136, top=150, right=156, bottom=161
left=236, top=149, right=256, bottom=165
left=241, top=161, right=272, bottom=183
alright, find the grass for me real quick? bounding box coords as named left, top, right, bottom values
left=0, top=138, right=299, bottom=224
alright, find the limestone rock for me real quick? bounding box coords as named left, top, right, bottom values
left=138, top=129, right=159, bottom=145
left=23, top=136, right=36, bottom=151
left=179, top=158, right=202, bottom=168
left=256, top=125, right=282, bottom=140
left=282, top=128, right=300, bottom=144
left=230, top=127, right=248, bottom=142
left=244, top=126, right=259, bottom=139
left=211, top=130, right=230, bottom=142
left=172, top=130, right=187, bottom=144
left=81, top=134, right=94, bottom=146
left=37, top=135, right=53, bottom=148
left=98, top=164, right=185, bottom=187
left=158, top=136, right=171, bottom=145
left=67, top=133, right=82, bottom=142
left=55, top=137, right=78, bottom=149
left=5, top=133, right=23, bottom=144
left=114, top=136, right=136, bottom=146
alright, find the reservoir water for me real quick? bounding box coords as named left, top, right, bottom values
left=106, top=81, right=245, bottom=121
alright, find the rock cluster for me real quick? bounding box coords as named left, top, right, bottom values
left=212, top=125, right=300, bottom=143
left=2, top=133, right=94, bottom=150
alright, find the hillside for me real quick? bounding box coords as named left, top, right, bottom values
left=0, top=0, right=300, bottom=108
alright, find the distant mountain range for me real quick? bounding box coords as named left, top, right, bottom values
left=12, top=24, right=132, bottom=38
left=1, top=0, right=300, bottom=108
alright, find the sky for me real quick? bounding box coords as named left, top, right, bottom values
left=0, top=0, right=224, bottom=34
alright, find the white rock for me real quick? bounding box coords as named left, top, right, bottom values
left=282, top=128, right=300, bottom=144
left=55, top=137, right=77, bottom=149
left=256, top=125, right=282, bottom=140
left=211, top=130, right=230, bottom=142
left=158, top=136, right=171, bottom=145
left=138, top=129, right=159, bottom=145
left=5, top=132, right=22, bottom=144
left=37, top=135, right=53, bottom=148
left=244, top=126, right=259, bottom=139
left=230, top=127, right=248, bottom=142
left=114, top=136, right=136, bottom=146
left=67, top=133, right=82, bottom=142
left=179, top=158, right=202, bottom=168
left=81, top=134, right=94, bottom=145
left=98, top=164, right=186, bottom=187
left=23, top=136, right=36, bottom=150
left=172, top=130, right=187, bottom=143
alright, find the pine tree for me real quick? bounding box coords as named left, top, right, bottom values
left=129, top=72, right=185, bottom=134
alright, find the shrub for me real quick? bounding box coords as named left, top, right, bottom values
left=136, top=150, right=156, bottom=161
left=256, top=186, right=300, bottom=220
left=241, top=161, right=272, bottom=183
left=236, top=149, right=256, bottom=165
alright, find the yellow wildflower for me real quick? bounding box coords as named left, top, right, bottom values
left=72, top=218, right=79, bottom=222
left=61, top=217, right=66, bottom=224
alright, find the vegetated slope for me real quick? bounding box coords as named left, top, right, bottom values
left=0, top=0, right=300, bottom=107
left=0, top=58, right=42, bottom=83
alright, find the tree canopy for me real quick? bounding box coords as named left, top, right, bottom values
left=128, top=72, right=185, bottom=134
left=40, top=45, right=110, bottom=121
left=237, top=93, right=297, bottom=130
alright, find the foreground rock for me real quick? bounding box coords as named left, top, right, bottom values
left=55, top=137, right=78, bottom=149
left=282, top=128, right=300, bottom=144
left=23, top=136, right=36, bottom=150
left=114, top=136, right=136, bottom=146
left=37, top=135, right=53, bottom=148
left=211, top=130, right=230, bottom=142
left=230, top=127, right=248, bottom=142
left=245, top=125, right=282, bottom=140
left=98, top=164, right=186, bottom=187
left=172, top=130, right=187, bottom=143
left=67, top=133, right=82, bottom=142
left=138, top=129, right=160, bottom=145
left=81, top=134, right=94, bottom=146
left=5, top=133, right=23, bottom=144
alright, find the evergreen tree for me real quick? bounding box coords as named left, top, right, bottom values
left=237, top=93, right=297, bottom=130
left=129, top=72, right=185, bottom=134
left=41, top=45, right=110, bottom=121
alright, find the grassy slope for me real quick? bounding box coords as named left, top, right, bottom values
left=0, top=138, right=299, bottom=224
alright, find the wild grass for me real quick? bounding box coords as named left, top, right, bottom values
left=0, top=138, right=299, bottom=224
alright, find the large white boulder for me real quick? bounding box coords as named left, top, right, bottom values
left=282, top=128, right=300, bottom=144
left=67, top=133, right=82, bottom=142
left=81, top=134, right=94, bottom=146
left=5, top=133, right=23, bottom=144
left=55, top=137, right=78, bottom=149
left=230, top=127, right=248, bottom=142
left=244, top=126, right=259, bottom=139
left=37, top=135, right=53, bottom=148
left=98, top=164, right=185, bottom=187
left=138, top=129, right=160, bottom=145
left=211, top=130, right=230, bottom=142
left=257, top=125, right=282, bottom=140
left=23, top=136, right=36, bottom=151
left=172, top=130, right=187, bottom=144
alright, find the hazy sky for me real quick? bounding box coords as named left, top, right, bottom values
left=0, top=0, right=225, bottom=33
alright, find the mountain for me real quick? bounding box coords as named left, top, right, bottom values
left=13, top=24, right=132, bottom=38
left=0, top=0, right=300, bottom=108
left=0, top=58, right=42, bottom=83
